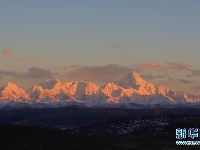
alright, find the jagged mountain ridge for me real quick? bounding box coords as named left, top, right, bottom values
left=0, top=71, right=199, bottom=108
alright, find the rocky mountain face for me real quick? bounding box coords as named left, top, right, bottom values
left=0, top=71, right=199, bottom=109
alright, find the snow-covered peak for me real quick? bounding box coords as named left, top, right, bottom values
left=115, top=71, right=148, bottom=89
left=115, top=71, right=156, bottom=95
left=156, top=85, right=170, bottom=96
left=2, top=82, right=25, bottom=93
left=0, top=82, right=29, bottom=101
left=45, top=78, right=60, bottom=82
left=39, top=79, right=61, bottom=90
left=132, top=71, right=142, bottom=79
left=102, top=82, right=122, bottom=90
left=63, top=81, right=99, bottom=96
left=0, top=71, right=199, bottom=108
left=102, top=83, right=122, bottom=97
left=5, top=82, right=19, bottom=89
left=28, top=85, right=44, bottom=93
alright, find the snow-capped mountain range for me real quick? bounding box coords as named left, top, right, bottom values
left=0, top=71, right=199, bottom=109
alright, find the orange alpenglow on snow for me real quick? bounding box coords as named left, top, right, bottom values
left=0, top=71, right=198, bottom=107
left=0, top=82, right=29, bottom=101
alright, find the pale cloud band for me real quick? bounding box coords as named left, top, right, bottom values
left=140, top=61, right=191, bottom=72
left=140, top=61, right=200, bottom=78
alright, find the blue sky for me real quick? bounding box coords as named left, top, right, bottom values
left=0, top=0, right=199, bottom=94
